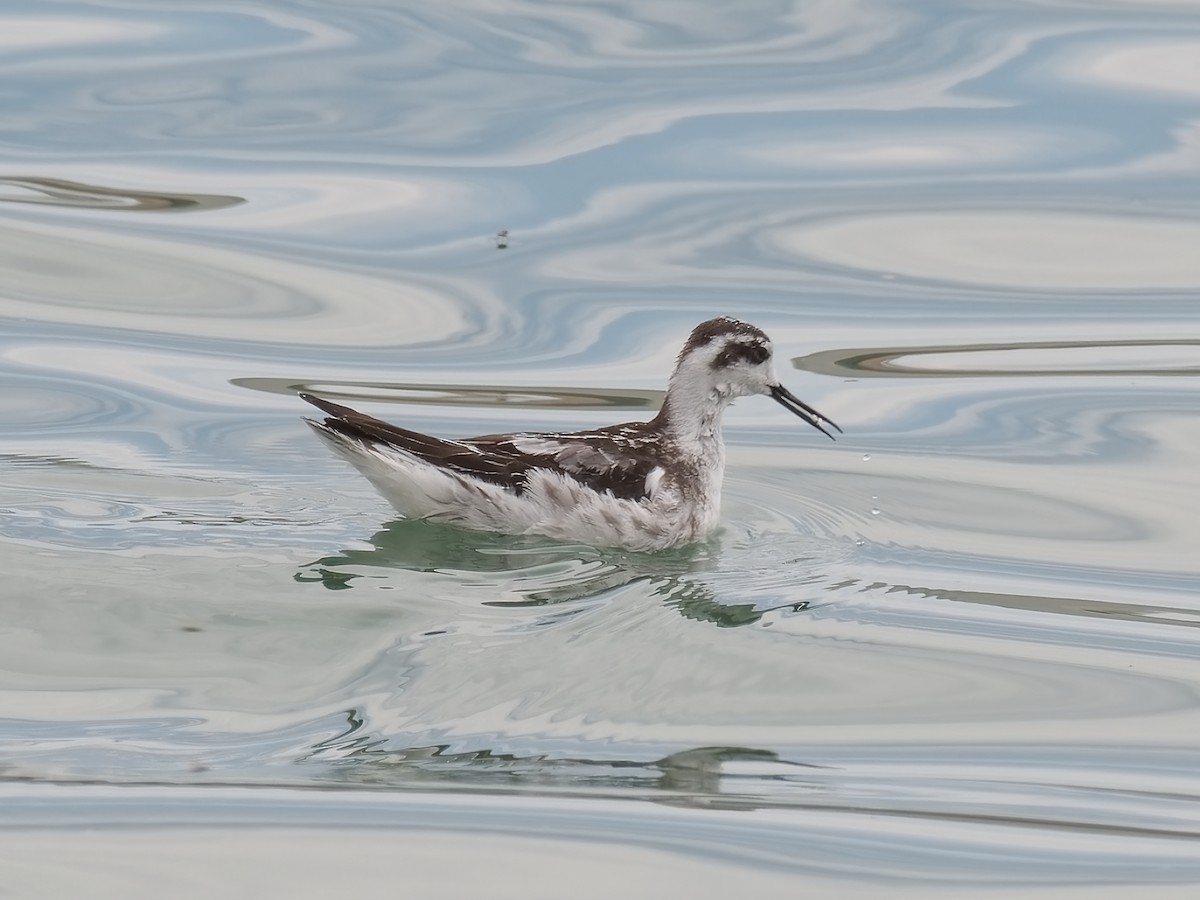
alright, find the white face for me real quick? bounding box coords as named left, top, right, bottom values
left=681, top=332, right=778, bottom=398
left=669, top=317, right=841, bottom=439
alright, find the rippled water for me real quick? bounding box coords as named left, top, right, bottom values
left=3, top=0, right=1200, bottom=895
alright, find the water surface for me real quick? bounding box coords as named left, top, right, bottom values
left=2, top=0, right=1200, bottom=894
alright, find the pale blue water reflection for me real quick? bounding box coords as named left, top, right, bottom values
left=2, top=0, right=1200, bottom=895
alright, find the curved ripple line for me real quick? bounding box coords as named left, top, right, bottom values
left=4, top=784, right=1200, bottom=885
left=0, top=0, right=1012, bottom=165
left=736, top=400, right=1200, bottom=580
left=233, top=377, right=662, bottom=411
left=0, top=176, right=243, bottom=212
left=0, top=220, right=464, bottom=346
left=773, top=211, right=1200, bottom=291
left=793, top=339, right=1200, bottom=378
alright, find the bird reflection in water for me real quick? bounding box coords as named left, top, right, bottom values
left=295, top=518, right=809, bottom=628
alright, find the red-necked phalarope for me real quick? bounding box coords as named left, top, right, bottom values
left=301, top=317, right=840, bottom=551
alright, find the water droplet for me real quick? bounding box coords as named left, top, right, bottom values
left=862, top=453, right=871, bottom=462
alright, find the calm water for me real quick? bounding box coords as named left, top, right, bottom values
left=3, top=0, right=1200, bottom=895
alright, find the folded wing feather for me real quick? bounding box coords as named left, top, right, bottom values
left=301, top=393, right=663, bottom=502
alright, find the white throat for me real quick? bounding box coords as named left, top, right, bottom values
left=657, top=370, right=736, bottom=450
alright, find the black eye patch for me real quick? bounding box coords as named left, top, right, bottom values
left=714, top=340, right=769, bottom=368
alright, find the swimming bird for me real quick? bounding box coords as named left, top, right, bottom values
left=301, top=317, right=840, bottom=551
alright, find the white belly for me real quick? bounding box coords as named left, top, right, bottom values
left=314, top=424, right=724, bottom=551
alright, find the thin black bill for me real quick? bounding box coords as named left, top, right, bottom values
left=769, top=385, right=842, bottom=440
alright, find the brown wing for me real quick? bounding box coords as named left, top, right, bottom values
left=301, top=394, right=662, bottom=501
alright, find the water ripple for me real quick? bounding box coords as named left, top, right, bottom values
left=772, top=211, right=1200, bottom=291
left=2, top=782, right=1198, bottom=890
left=0, top=175, right=242, bottom=212
left=0, top=220, right=464, bottom=345
left=234, top=377, right=662, bottom=411
left=3, top=0, right=1200, bottom=887
left=794, top=339, right=1200, bottom=377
